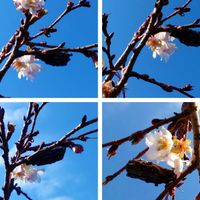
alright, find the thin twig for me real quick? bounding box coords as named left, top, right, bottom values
left=30, top=1, right=90, bottom=40
left=129, top=71, right=194, bottom=98
left=29, top=102, right=47, bottom=135
left=102, top=14, right=115, bottom=69
left=27, top=128, right=98, bottom=152
left=160, top=0, right=193, bottom=24
left=14, top=185, right=32, bottom=200
left=26, top=42, right=97, bottom=51
left=103, top=148, right=149, bottom=186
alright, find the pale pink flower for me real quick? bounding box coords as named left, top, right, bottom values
left=11, top=164, right=44, bottom=183
left=12, top=55, right=41, bottom=80
left=146, top=32, right=177, bottom=62
left=13, top=0, right=45, bottom=14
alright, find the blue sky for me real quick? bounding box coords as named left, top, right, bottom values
left=103, top=0, right=200, bottom=98
left=103, top=102, right=199, bottom=199
left=0, top=102, right=97, bottom=200
left=0, top=1, right=97, bottom=97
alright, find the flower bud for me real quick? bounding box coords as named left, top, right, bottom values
left=37, top=8, right=47, bottom=17
left=67, top=1, right=74, bottom=9
left=7, top=122, right=15, bottom=141
left=32, top=102, right=39, bottom=112
left=72, top=144, right=84, bottom=154
left=7, top=122, right=15, bottom=133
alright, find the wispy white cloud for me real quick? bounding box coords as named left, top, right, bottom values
left=0, top=103, right=27, bottom=127
left=49, top=196, right=73, bottom=200
left=4, top=107, right=27, bottom=124
left=18, top=177, right=61, bottom=199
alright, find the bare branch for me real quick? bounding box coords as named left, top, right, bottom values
left=129, top=71, right=194, bottom=98
left=103, top=109, right=193, bottom=148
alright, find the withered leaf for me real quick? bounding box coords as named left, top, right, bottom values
left=126, top=159, right=176, bottom=186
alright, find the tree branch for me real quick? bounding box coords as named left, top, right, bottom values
left=103, top=109, right=193, bottom=148
left=129, top=71, right=194, bottom=98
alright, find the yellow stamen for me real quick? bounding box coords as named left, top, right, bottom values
left=157, top=138, right=171, bottom=151
left=171, top=138, right=192, bottom=158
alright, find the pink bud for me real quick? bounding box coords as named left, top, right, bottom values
left=7, top=122, right=15, bottom=133
left=72, top=144, right=84, bottom=154
left=67, top=1, right=74, bottom=8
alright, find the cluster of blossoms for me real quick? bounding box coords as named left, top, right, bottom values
left=12, top=55, right=41, bottom=80
left=13, top=0, right=45, bottom=15
left=146, top=32, right=177, bottom=62
left=145, top=127, right=192, bottom=176
left=11, top=164, right=44, bottom=183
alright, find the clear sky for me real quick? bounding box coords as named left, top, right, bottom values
left=0, top=102, right=97, bottom=200
left=103, top=0, right=200, bottom=98
left=103, top=102, right=199, bottom=199
left=0, top=1, right=97, bottom=97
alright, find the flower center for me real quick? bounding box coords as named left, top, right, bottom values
left=146, top=37, right=162, bottom=50
left=157, top=137, right=170, bottom=151
left=22, top=0, right=37, bottom=9
left=13, top=60, right=27, bottom=71
left=171, top=138, right=191, bottom=158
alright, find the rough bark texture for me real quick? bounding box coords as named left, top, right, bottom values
left=126, top=159, right=176, bottom=186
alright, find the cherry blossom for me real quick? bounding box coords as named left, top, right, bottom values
left=12, top=55, right=41, bottom=80
left=145, top=127, right=173, bottom=162
left=13, top=0, right=45, bottom=14
left=146, top=32, right=177, bottom=62
left=11, top=164, right=44, bottom=183
left=145, top=127, right=193, bottom=176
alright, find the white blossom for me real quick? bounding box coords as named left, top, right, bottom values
left=146, top=32, right=177, bottom=62
left=12, top=55, right=41, bottom=80
left=145, top=127, right=193, bottom=176
left=145, top=127, right=173, bottom=162
left=11, top=164, right=44, bottom=183
left=13, top=0, right=45, bottom=14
